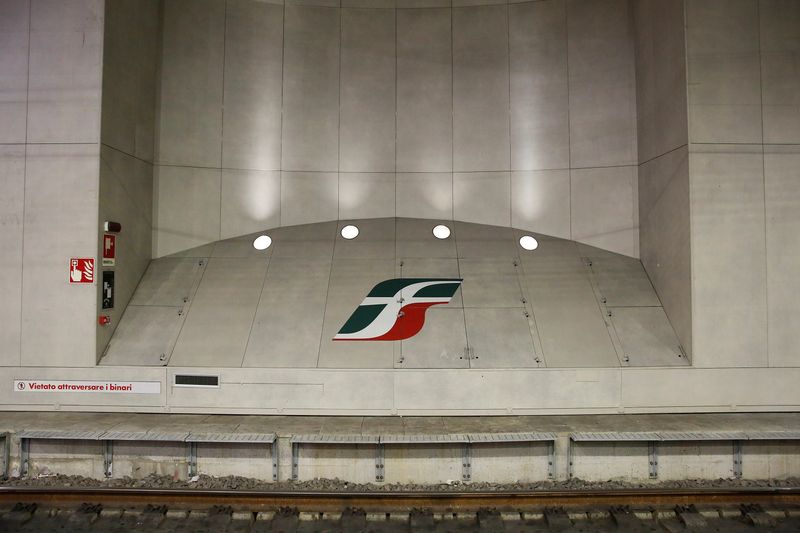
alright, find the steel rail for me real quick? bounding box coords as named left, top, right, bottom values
left=1, top=486, right=799, bottom=511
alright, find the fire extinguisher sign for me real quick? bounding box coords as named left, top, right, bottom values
left=69, top=258, right=95, bottom=284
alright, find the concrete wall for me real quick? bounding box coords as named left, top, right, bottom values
left=0, top=0, right=103, bottom=368
left=97, top=0, right=161, bottom=360
left=152, top=0, right=640, bottom=259
left=632, top=0, right=691, bottom=357
left=14, top=436, right=800, bottom=483
left=686, top=0, right=800, bottom=367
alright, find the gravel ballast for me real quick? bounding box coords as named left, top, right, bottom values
left=4, top=474, right=800, bottom=492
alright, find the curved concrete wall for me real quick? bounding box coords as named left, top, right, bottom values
left=153, top=0, right=640, bottom=258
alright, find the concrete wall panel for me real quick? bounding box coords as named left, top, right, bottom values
left=154, top=165, right=221, bottom=257
left=509, top=0, right=569, bottom=171
left=101, top=0, right=160, bottom=161
left=158, top=0, right=224, bottom=167
left=280, top=171, right=338, bottom=226
left=27, top=0, right=103, bottom=144
left=620, top=368, right=800, bottom=409
left=399, top=307, right=468, bottom=369
left=339, top=172, right=396, bottom=220
left=339, top=8, right=396, bottom=173
left=100, top=305, right=185, bottom=366
left=394, top=368, right=620, bottom=411
left=760, top=0, right=800, bottom=144
left=511, top=170, right=570, bottom=239
left=170, top=257, right=268, bottom=367
left=242, top=257, right=331, bottom=368
left=281, top=5, right=340, bottom=172
left=633, top=0, right=687, bottom=162
left=765, top=148, right=800, bottom=366
left=0, top=145, right=24, bottom=366
left=396, top=8, right=452, bottom=173
left=520, top=241, right=619, bottom=368
left=0, top=0, right=30, bottom=144
left=743, top=441, right=800, bottom=479
left=222, top=0, right=284, bottom=171
left=686, top=0, right=762, bottom=144
left=452, top=4, right=510, bottom=172
left=453, top=171, right=510, bottom=227
left=396, top=172, right=452, bottom=220
left=21, top=143, right=99, bottom=366
left=567, top=0, right=637, bottom=168
left=466, top=308, right=538, bottom=368
left=571, top=166, right=637, bottom=257
left=638, top=147, right=691, bottom=358
left=221, top=169, right=281, bottom=239
left=571, top=442, right=651, bottom=481
left=690, top=146, right=767, bottom=367
left=396, top=219, right=457, bottom=259
left=654, top=443, right=736, bottom=480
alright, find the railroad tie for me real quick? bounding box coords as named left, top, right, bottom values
left=676, top=505, right=707, bottom=529
left=543, top=507, right=572, bottom=529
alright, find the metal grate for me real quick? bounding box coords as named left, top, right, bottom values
left=186, top=433, right=276, bottom=444
left=18, top=430, right=106, bottom=440
left=291, top=434, right=378, bottom=444
left=469, top=432, right=557, bottom=443
left=174, top=374, right=219, bottom=387
left=571, top=432, right=662, bottom=442
left=381, top=434, right=469, bottom=444
left=101, top=430, right=190, bottom=441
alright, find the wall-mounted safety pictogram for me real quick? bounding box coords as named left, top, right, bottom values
left=102, top=234, right=116, bottom=266
left=69, top=258, right=94, bottom=284
left=333, top=278, right=462, bottom=341
left=102, top=270, right=115, bottom=310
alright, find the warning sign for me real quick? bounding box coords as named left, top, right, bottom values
left=69, top=258, right=94, bottom=284
left=14, top=380, right=160, bottom=394
left=102, top=234, right=116, bottom=266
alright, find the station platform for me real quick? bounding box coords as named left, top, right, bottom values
left=2, top=412, right=799, bottom=485
left=2, top=411, right=799, bottom=437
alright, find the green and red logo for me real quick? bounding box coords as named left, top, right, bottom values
left=334, top=278, right=463, bottom=341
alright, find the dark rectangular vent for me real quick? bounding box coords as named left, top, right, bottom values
left=174, top=374, right=219, bottom=388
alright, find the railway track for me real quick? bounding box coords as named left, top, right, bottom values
left=2, top=486, right=800, bottom=531
left=2, top=485, right=800, bottom=510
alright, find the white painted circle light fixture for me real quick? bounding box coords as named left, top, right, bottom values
left=341, top=224, right=359, bottom=240
left=432, top=224, right=451, bottom=239
left=519, top=235, right=539, bottom=251
left=253, top=235, right=272, bottom=250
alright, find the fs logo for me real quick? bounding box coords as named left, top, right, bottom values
left=334, top=278, right=462, bottom=341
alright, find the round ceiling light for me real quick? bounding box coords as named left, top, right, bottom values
left=432, top=224, right=451, bottom=239
left=253, top=235, right=272, bottom=250
left=341, top=224, right=359, bottom=240
left=519, top=235, right=539, bottom=251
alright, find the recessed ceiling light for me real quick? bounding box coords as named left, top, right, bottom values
left=519, top=235, right=538, bottom=251
left=253, top=235, right=272, bottom=250
left=432, top=224, right=451, bottom=239
left=341, top=224, right=359, bottom=240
